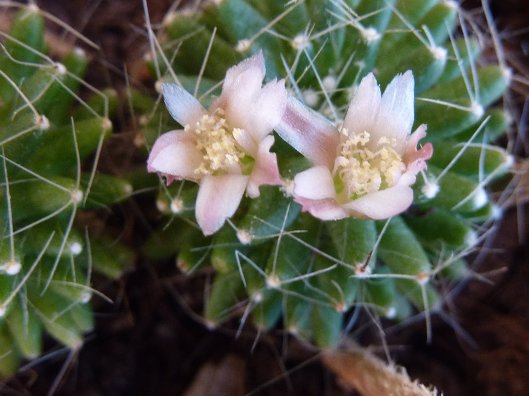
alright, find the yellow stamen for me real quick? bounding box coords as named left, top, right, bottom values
left=187, top=108, right=247, bottom=176
left=333, top=130, right=405, bottom=200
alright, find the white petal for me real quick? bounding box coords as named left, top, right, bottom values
left=276, top=97, right=340, bottom=168
left=222, top=51, right=265, bottom=94
left=233, top=127, right=257, bottom=156
left=220, top=55, right=286, bottom=141
left=218, top=52, right=266, bottom=118
left=162, top=83, right=205, bottom=127
left=247, top=135, right=282, bottom=198
left=195, top=174, right=249, bottom=236
left=371, top=71, right=415, bottom=152
left=342, top=185, right=414, bottom=219
left=343, top=73, right=381, bottom=137
left=293, top=166, right=336, bottom=200
left=147, top=130, right=181, bottom=172
left=295, top=197, right=348, bottom=221
left=247, top=78, right=287, bottom=141
left=148, top=132, right=202, bottom=181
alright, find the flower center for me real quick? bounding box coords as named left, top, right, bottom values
left=333, top=130, right=405, bottom=200
left=188, top=108, right=248, bottom=176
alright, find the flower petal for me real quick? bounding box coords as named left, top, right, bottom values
left=247, top=135, right=282, bottom=198
left=162, top=83, right=205, bottom=127
left=233, top=127, right=258, bottom=156
left=217, top=51, right=266, bottom=120
left=247, top=78, right=287, bottom=141
left=276, top=97, right=340, bottom=168
left=371, top=71, right=415, bottom=152
left=294, top=165, right=336, bottom=200
left=342, top=185, right=414, bottom=219
left=219, top=52, right=287, bottom=140
left=404, top=124, right=433, bottom=175
left=343, top=73, right=381, bottom=137
left=148, top=131, right=202, bottom=182
left=295, top=197, right=348, bottom=221
left=195, top=174, right=249, bottom=236
left=222, top=50, right=266, bottom=94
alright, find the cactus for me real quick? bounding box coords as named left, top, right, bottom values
left=138, top=0, right=513, bottom=350
left=0, top=5, right=133, bottom=375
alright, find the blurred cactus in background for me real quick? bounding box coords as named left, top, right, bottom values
left=0, top=4, right=133, bottom=375
left=139, top=0, right=513, bottom=349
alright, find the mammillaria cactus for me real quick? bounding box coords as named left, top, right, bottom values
left=0, top=4, right=132, bottom=375
left=140, top=0, right=512, bottom=349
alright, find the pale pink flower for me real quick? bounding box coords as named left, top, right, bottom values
left=147, top=52, right=286, bottom=235
left=276, top=71, right=433, bottom=220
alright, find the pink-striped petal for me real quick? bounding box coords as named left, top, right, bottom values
left=293, top=165, right=337, bottom=200
left=342, top=185, right=414, bottom=219
left=162, top=83, right=205, bottom=127
left=148, top=131, right=202, bottom=182
left=247, top=135, right=282, bottom=198
left=276, top=97, right=340, bottom=168
left=195, top=174, right=249, bottom=236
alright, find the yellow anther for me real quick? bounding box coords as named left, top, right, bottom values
left=188, top=109, right=247, bottom=176
left=333, top=131, right=405, bottom=200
